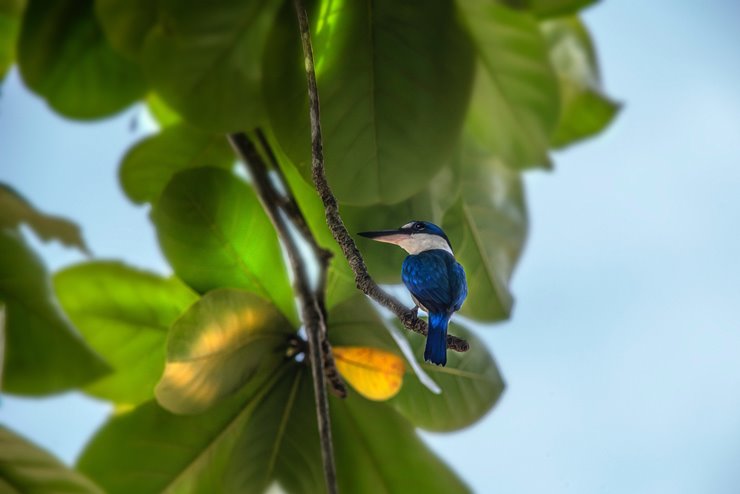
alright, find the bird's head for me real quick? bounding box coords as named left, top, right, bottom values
left=358, top=220, right=453, bottom=255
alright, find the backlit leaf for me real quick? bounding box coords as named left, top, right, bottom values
left=334, top=346, right=405, bottom=401
left=501, top=0, right=597, bottom=18
left=95, top=0, right=156, bottom=59
left=0, top=0, right=24, bottom=81
left=155, top=288, right=292, bottom=414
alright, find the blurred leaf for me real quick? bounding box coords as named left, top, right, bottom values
left=0, top=229, right=109, bottom=395
left=331, top=390, right=470, bottom=493
left=119, top=124, right=234, bottom=204
left=17, top=0, right=146, bottom=119
left=141, top=0, right=283, bottom=132
left=459, top=0, right=559, bottom=169
left=53, top=261, right=198, bottom=406
left=0, top=0, right=24, bottom=81
left=151, top=166, right=297, bottom=324
left=156, top=288, right=292, bottom=414
left=542, top=17, right=620, bottom=147
left=391, top=323, right=504, bottom=431
left=0, top=183, right=89, bottom=253
left=146, top=93, right=181, bottom=127
left=334, top=346, right=405, bottom=401
left=78, top=366, right=286, bottom=494
left=0, top=425, right=103, bottom=493
left=95, top=0, right=156, bottom=59
left=443, top=144, right=527, bottom=321
left=501, top=0, right=597, bottom=18
left=265, top=0, right=475, bottom=205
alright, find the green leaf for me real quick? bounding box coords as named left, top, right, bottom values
left=119, top=124, right=235, bottom=204
left=459, top=0, right=560, bottom=169
left=156, top=288, right=293, bottom=414
left=146, top=93, right=181, bottom=127
left=500, top=0, right=597, bottom=18
left=151, top=166, right=297, bottom=324
left=0, top=183, right=89, bottom=254
left=265, top=0, right=475, bottom=205
left=17, top=0, right=146, bottom=119
left=0, top=229, right=110, bottom=395
left=328, top=295, right=402, bottom=355
left=331, top=389, right=471, bottom=493
left=443, top=144, right=527, bottom=321
left=78, top=365, right=288, bottom=494
left=0, top=0, right=24, bottom=81
left=95, top=0, right=156, bottom=59
left=391, top=323, right=504, bottom=431
left=53, top=261, right=198, bottom=406
left=542, top=17, right=620, bottom=147
left=141, top=0, right=283, bottom=132
left=0, top=425, right=103, bottom=493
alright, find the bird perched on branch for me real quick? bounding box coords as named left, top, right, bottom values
left=359, top=221, right=467, bottom=366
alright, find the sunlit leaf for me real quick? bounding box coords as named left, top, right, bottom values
left=265, top=0, right=475, bottom=205
left=443, top=144, right=527, bottom=321
left=542, top=17, right=620, bottom=147
left=155, top=288, right=292, bottom=414
left=0, top=183, right=89, bottom=253
left=95, top=0, right=156, bottom=59
left=53, top=261, right=198, bottom=406
left=151, top=166, right=297, bottom=324
left=119, top=124, right=235, bottom=204
left=501, top=0, right=597, bottom=18
left=391, top=323, right=504, bottom=431
left=146, top=93, right=181, bottom=127
left=0, top=426, right=103, bottom=493
left=0, top=229, right=110, bottom=395
left=334, top=346, right=405, bottom=401
left=141, top=0, right=283, bottom=132
left=17, top=0, right=146, bottom=119
left=0, top=0, right=24, bottom=81
left=459, top=0, right=559, bottom=169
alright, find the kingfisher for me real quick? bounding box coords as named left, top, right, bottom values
left=358, top=221, right=467, bottom=366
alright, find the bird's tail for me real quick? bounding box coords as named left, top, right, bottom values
left=424, top=312, right=450, bottom=366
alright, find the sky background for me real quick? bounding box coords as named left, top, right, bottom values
left=2, top=1, right=740, bottom=493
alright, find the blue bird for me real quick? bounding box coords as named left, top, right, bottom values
left=359, top=221, right=467, bottom=366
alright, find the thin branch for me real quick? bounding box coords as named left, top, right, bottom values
left=228, top=133, right=341, bottom=494
left=291, top=0, right=469, bottom=353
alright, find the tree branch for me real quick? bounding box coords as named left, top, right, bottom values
left=291, top=0, right=469, bottom=353
left=228, top=133, right=341, bottom=494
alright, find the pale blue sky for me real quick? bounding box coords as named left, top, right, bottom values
left=2, top=1, right=740, bottom=493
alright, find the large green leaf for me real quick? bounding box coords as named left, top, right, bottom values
left=0, top=183, right=89, bottom=253
left=390, top=323, right=504, bottom=431
left=53, top=261, right=198, bottom=406
left=459, top=0, right=559, bottom=169
left=500, top=0, right=597, bottom=18
left=151, top=166, right=297, bottom=324
left=141, top=0, right=283, bottom=132
left=0, top=426, right=103, bottom=493
left=95, top=0, right=156, bottom=59
left=0, top=229, right=109, bottom=395
left=331, top=389, right=470, bottom=493
left=156, top=288, right=293, bottom=414
left=17, top=0, right=145, bottom=119
left=265, top=0, right=475, bottom=205
left=442, top=143, right=527, bottom=322
left=542, top=17, right=620, bottom=148
left=146, top=93, right=182, bottom=128
left=119, top=124, right=235, bottom=204
left=0, top=0, right=24, bottom=80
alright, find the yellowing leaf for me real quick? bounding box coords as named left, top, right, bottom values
left=333, top=347, right=405, bottom=401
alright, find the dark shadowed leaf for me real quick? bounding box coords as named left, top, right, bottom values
left=542, top=17, right=620, bottom=147
left=459, top=0, right=559, bottom=169
left=141, top=0, right=283, bottom=132
left=119, top=124, right=235, bottom=204
left=0, top=426, right=103, bottom=493
left=0, top=229, right=109, bottom=395
left=443, top=145, right=527, bottom=321
left=265, top=0, right=475, bottom=205
left=0, top=183, right=89, bottom=253
left=95, top=0, right=157, bottom=59
left=391, top=323, right=504, bottom=431
left=17, top=0, right=145, bottom=119
left=53, top=261, right=198, bottom=406
left=0, top=0, right=24, bottom=80
left=155, top=289, right=292, bottom=414
left=151, top=166, right=297, bottom=324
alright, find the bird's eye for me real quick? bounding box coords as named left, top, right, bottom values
left=414, top=222, right=424, bottom=231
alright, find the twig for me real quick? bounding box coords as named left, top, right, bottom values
left=291, top=0, right=468, bottom=353
left=228, top=133, right=341, bottom=494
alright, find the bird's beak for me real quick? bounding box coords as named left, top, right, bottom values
left=357, top=228, right=408, bottom=246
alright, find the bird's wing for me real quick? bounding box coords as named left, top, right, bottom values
left=449, top=260, right=468, bottom=311
left=402, top=250, right=456, bottom=313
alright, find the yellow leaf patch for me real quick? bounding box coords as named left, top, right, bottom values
left=333, top=346, right=405, bottom=401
